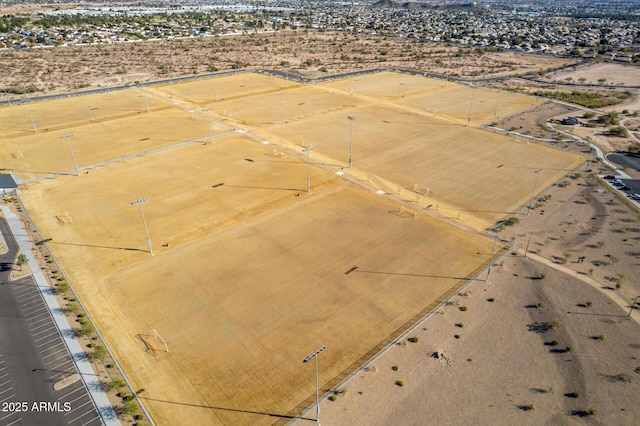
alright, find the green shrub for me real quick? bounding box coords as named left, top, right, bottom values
left=487, top=298, right=495, bottom=302
left=395, top=380, right=406, bottom=387
left=407, top=336, right=419, bottom=343
left=328, top=394, right=337, bottom=401
left=455, top=323, right=464, bottom=328
left=459, top=306, right=468, bottom=312
left=391, top=365, right=399, bottom=371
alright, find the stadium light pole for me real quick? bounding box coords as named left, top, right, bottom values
left=203, top=108, right=213, bottom=144
left=466, top=86, right=475, bottom=127
left=3, top=88, right=11, bottom=106
left=60, top=134, right=79, bottom=176
left=354, top=78, right=360, bottom=107
left=629, top=296, right=639, bottom=318
left=130, top=197, right=153, bottom=256
left=89, top=107, right=98, bottom=121
left=284, top=63, right=289, bottom=89
left=528, top=168, right=543, bottom=215
left=278, top=92, right=285, bottom=125
left=486, top=230, right=498, bottom=281
left=302, top=146, right=313, bottom=193
left=347, top=116, right=356, bottom=168
left=303, top=345, right=327, bottom=423
left=28, top=107, right=37, bottom=134
left=397, top=81, right=404, bottom=99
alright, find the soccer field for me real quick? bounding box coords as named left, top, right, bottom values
left=4, top=71, right=584, bottom=425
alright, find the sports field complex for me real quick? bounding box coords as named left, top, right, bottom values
left=0, top=71, right=585, bottom=425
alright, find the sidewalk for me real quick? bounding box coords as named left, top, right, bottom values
left=0, top=205, right=120, bottom=426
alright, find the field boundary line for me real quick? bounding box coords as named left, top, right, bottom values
left=286, top=242, right=516, bottom=425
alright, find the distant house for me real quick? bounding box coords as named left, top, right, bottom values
left=561, top=117, right=580, bottom=126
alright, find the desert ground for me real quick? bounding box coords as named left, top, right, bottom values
left=0, top=31, right=575, bottom=98
left=0, top=70, right=592, bottom=425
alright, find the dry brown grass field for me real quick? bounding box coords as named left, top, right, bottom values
left=2, top=71, right=587, bottom=425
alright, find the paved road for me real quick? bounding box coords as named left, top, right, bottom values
left=607, top=153, right=640, bottom=172
left=0, top=217, right=103, bottom=425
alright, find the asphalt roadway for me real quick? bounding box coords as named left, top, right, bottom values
left=0, top=217, right=103, bottom=426
left=607, top=153, right=640, bottom=172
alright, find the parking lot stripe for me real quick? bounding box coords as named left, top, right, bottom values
left=0, top=380, right=11, bottom=387
left=17, top=294, right=41, bottom=305
left=80, top=416, right=102, bottom=426
left=26, top=310, right=50, bottom=321
left=28, top=317, right=52, bottom=328
left=67, top=408, right=97, bottom=424
left=22, top=304, right=47, bottom=315
left=65, top=399, right=93, bottom=415
left=29, top=322, right=55, bottom=333
left=33, top=327, right=58, bottom=339
left=42, top=348, right=68, bottom=361
left=67, top=393, right=89, bottom=405
left=5, top=417, right=23, bottom=426
left=0, top=393, right=15, bottom=402
left=0, top=387, right=14, bottom=396
left=59, top=385, right=84, bottom=399
left=37, top=336, right=62, bottom=348
left=0, top=412, right=19, bottom=422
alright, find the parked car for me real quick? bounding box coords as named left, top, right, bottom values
left=603, top=175, right=616, bottom=180
left=620, top=185, right=632, bottom=191
left=629, top=193, right=640, bottom=200
left=612, top=179, right=624, bottom=186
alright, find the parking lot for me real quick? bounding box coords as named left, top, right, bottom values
left=602, top=175, right=640, bottom=201
left=0, top=216, right=102, bottom=426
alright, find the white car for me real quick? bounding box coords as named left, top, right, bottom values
left=629, top=193, right=640, bottom=201
left=612, top=179, right=624, bottom=186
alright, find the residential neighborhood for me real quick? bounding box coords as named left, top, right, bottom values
left=0, top=0, right=639, bottom=62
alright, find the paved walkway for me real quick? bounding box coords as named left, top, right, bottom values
left=0, top=205, right=120, bottom=426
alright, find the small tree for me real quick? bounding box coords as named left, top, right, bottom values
left=90, top=345, right=107, bottom=361
left=79, top=321, right=95, bottom=337
left=16, top=253, right=28, bottom=271
left=121, top=399, right=139, bottom=418
left=111, top=378, right=126, bottom=392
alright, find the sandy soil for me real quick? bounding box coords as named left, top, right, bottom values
left=0, top=31, right=573, bottom=98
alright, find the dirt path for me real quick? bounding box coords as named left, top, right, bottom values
left=519, top=251, right=639, bottom=325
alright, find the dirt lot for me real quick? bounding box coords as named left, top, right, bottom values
left=0, top=31, right=574, bottom=98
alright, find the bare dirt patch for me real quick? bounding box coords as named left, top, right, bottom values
left=0, top=31, right=574, bottom=98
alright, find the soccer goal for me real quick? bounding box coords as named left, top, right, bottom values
left=412, top=184, right=430, bottom=196
left=138, top=329, right=169, bottom=357
left=56, top=211, right=73, bottom=225
left=400, top=206, right=419, bottom=218
left=272, top=149, right=287, bottom=158
left=12, top=150, right=23, bottom=159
